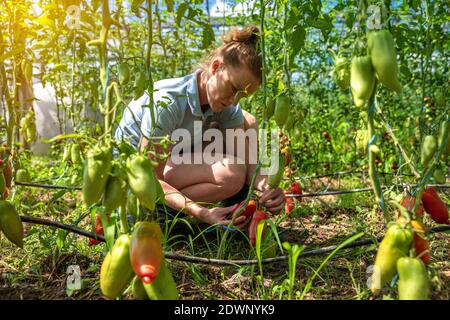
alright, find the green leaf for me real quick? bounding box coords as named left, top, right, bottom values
left=176, top=3, right=188, bottom=25
left=0, top=46, right=25, bottom=63
left=56, top=229, right=68, bottom=251
left=289, top=25, right=305, bottom=57
left=306, top=16, right=332, bottom=31
left=255, top=220, right=265, bottom=263
left=80, top=11, right=96, bottom=28
left=285, top=10, right=299, bottom=29
left=345, top=12, right=355, bottom=29
left=400, top=64, right=412, bottom=79
left=92, top=0, right=102, bottom=12
left=187, top=7, right=198, bottom=20
left=200, top=24, right=215, bottom=49
left=165, top=0, right=174, bottom=12
left=49, top=190, right=67, bottom=204
left=266, top=219, right=284, bottom=254
left=52, top=63, right=67, bottom=72
left=131, top=0, right=145, bottom=14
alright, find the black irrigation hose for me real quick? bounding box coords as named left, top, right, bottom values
left=19, top=215, right=450, bottom=266
left=285, top=184, right=450, bottom=198
left=20, top=215, right=105, bottom=242
left=300, top=170, right=416, bottom=180
left=15, top=181, right=81, bottom=190
left=15, top=181, right=449, bottom=198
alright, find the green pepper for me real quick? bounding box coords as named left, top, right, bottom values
left=438, top=119, right=450, bottom=160
left=82, top=144, right=112, bottom=206
left=134, top=71, right=146, bottom=89
left=355, top=129, right=369, bottom=154
left=268, top=153, right=286, bottom=189
left=284, top=115, right=295, bottom=134
left=265, top=96, right=275, bottom=120
left=420, top=135, right=437, bottom=167
left=103, top=164, right=128, bottom=214
left=371, top=223, right=413, bottom=293
left=0, top=172, right=6, bottom=196
left=274, top=95, right=290, bottom=129
left=15, top=169, right=30, bottom=183
left=70, top=144, right=82, bottom=164
left=333, top=57, right=350, bottom=90
left=131, top=276, right=149, bottom=300
left=126, top=154, right=157, bottom=211
left=127, top=191, right=138, bottom=218
left=118, top=62, right=130, bottom=86
left=350, top=55, right=375, bottom=107
left=63, top=144, right=72, bottom=163
left=397, top=257, right=430, bottom=300
left=367, top=30, right=402, bottom=93
left=100, top=234, right=134, bottom=300
left=0, top=200, right=24, bottom=248
left=142, top=258, right=179, bottom=300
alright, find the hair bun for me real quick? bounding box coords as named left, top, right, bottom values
left=222, top=25, right=260, bottom=45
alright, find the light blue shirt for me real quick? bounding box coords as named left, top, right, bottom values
left=114, top=71, right=244, bottom=149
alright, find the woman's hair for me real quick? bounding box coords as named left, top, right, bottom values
left=198, top=25, right=262, bottom=81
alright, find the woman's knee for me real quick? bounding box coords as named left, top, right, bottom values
left=215, top=158, right=246, bottom=194
left=162, top=156, right=187, bottom=189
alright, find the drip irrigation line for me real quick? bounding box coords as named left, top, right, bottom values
left=285, top=184, right=450, bottom=198
left=20, top=215, right=104, bottom=242
left=19, top=215, right=450, bottom=266
left=15, top=181, right=449, bottom=198
left=299, top=170, right=416, bottom=180
left=15, top=181, right=81, bottom=190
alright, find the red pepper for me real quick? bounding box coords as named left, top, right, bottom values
left=3, top=159, right=12, bottom=188
left=422, top=187, right=449, bottom=224
left=130, top=222, right=163, bottom=284
left=88, top=214, right=104, bottom=246
left=232, top=198, right=257, bottom=219
left=411, top=221, right=431, bottom=265
left=285, top=197, right=294, bottom=215
left=248, top=210, right=268, bottom=247
left=291, top=182, right=302, bottom=202
left=398, top=196, right=423, bottom=218
left=291, top=182, right=302, bottom=195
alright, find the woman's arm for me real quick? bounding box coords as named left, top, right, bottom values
left=139, top=137, right=240, bottom=225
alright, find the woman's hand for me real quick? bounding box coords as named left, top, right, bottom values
left=197, top=206, right=250, bottom=228
left=259, top=188, right=285, bottom=214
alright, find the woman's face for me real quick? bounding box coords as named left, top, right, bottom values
left=206, top=60, right=260, bottom=113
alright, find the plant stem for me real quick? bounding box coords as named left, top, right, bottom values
left=375, top=101, right=420, bottom=178
left=367, top=87, right=389, bottom=223
left=146, top=1, right=156, bottom=134
left=216, top=164, right=261, bottom=259
left=260, top=0, right=267, bottom=130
